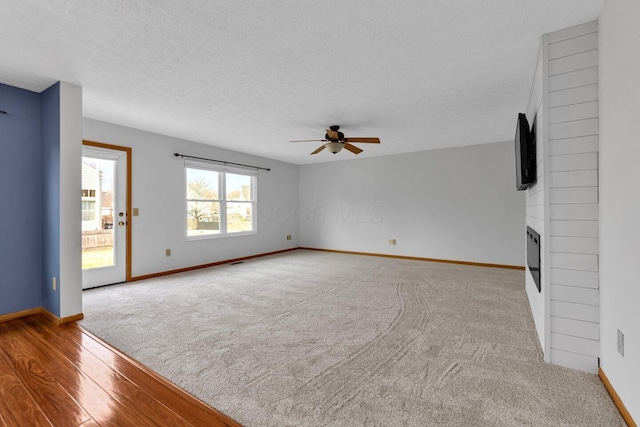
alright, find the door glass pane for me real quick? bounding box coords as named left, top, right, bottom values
left=82, top=157, right=115, bottom=270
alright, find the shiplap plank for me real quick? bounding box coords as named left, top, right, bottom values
left=550, top=252, right=598, bottom=271
left=548, top=21, right=598, bottom=44
left=548, top=152, right=597, bottom=172
left=548, top=84, right=598, bottom=108
left=549, top=118, right=598, bottom=140
left=550, top=349, right=598, bottom=374
left=549, top=203, right=598, bottom=221
left=548, top=135, right=599, bottom=156
left=549, top=236, right=598, bottom=255
left=548, top=32, right=598, bottom=60
left=526, top=190, right=544, bottom=207
left=549, top=170, right=598, bottom=188
left=534, top=162, right=544, bottom=181
left=551, top=316, right=599, bottom=340
left=550, top=220, right=598, bottom=238
left=526, top=217, right=544, bottom=235
left=549, top=67, right=598, bottom=92
left=549, top=187, right=598, bottom=205
left=550, top=333, right=599, bottom=357
left=549, top=50, right=598, bottom=76
left=551, top=268, right=599, bottom=289
left=527, top=178, right=544, bottom=193
left=548, top=102, right=598, bottom=125
left=551, top=284, right=599, bottom=306
left=551, top=300, right=600, bottom=323
left=536, top=127, right=544, bottom=157
left=526, top=204, right=544, bottom=221
left=526, top=189, right=543, bottom=205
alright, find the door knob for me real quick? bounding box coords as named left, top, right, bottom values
left=118, top=221, right=125, bottom=226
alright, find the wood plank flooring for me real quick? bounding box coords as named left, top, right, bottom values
left=0, top=314, right=241, bottom=427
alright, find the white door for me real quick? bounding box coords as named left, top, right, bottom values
left=81, top=146, right=128, bottom=289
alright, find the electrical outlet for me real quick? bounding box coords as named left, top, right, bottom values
left=165, top=249, right=171, bottom=257
left=389, top=239, right=397, bottom=245
left=286, top=235, right=292, bottom=241
left=617, top=329, right=624, bottom=356
left=52, top=277, right=57, bottom=291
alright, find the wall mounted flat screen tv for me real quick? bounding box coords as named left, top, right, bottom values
left=515, top=113, right=536, bottom=190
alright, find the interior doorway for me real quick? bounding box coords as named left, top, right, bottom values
left=81, top=141, right=131, bottom=289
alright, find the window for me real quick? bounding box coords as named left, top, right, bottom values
left=82, top=201, right=96, bottom=221
left=185, top=162, right=256, bottom=238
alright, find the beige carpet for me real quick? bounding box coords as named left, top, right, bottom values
left=81, top=249, right=623, bottom=426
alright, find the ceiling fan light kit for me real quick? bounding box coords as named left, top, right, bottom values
left=290, top=125, right=381, bottom=156
left=325, top=142, right=343, bottom=154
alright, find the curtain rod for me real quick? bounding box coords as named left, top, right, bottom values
left=174, top=153, right=270, bottom=171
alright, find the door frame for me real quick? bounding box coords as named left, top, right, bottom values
left=82, top=140, right=132, bottom=282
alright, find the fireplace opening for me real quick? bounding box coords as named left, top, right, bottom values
left=527, top=227, right=541, bottom=292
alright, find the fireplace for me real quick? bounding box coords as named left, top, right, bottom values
left=527, top=227, right=541, bottom=292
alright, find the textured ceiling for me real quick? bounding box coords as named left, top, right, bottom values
left=0, top=1, right=605, bottom=164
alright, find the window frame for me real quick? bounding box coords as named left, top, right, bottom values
left=184, top=160, right=257, bottom=240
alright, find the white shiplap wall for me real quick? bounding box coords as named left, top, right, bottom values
left=524, top=21, right=600, bottom=373
left=547, top=21, right=599, bottom=374
left=524, top=42, right=548, bottom=359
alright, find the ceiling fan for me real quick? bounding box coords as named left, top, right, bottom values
left=290, top=125, right=381, bottom=155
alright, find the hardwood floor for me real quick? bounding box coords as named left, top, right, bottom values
left=0, top=314, right=241, bottom=427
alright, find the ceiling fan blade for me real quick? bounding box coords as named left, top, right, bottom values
left=343, top=142, right=363, bottom=155
left=343, top=137, right=380, bottom=143
left=310, top=145, right=326, bottom=155
left=290, top=139, right=327, bottom=143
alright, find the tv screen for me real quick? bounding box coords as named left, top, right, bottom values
left=515, top=113, right=536, bottom=190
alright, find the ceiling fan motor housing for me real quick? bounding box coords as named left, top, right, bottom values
left=291, top=124, right=379, bottom=155
left=325, top=130, right=345, bottom=142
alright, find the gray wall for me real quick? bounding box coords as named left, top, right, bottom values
left=299, top=141, right=525, bottom=266
left=0, top=83, right=43, bottom=316
left=84, top=118, right=300, bottom=278
left=599, top=0, right=640, bottom=421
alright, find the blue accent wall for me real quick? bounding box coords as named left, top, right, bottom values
left=41, top=82, right=61, bottom=316
left=0, top=83, right=43, bottom=315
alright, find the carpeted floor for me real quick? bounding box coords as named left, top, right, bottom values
left=81, top=249, right=624, bottom=426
